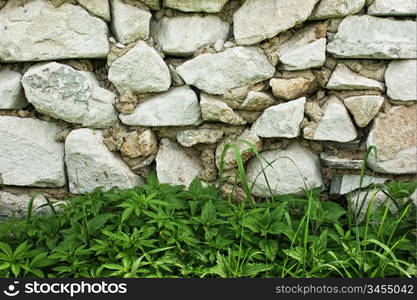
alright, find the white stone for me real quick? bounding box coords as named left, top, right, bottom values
left=156, top=138, right=203, bottom=188
left=108, top=41, right=171, bottom=94
left=200, top=93, right=246, bottom=125
left=327, top=15, right=417, bottom=59
left=338, top=174, right=387, bottom=195
left=176, top=46, right=275, bottom=94
left=385, top=60, right=417, bottom=102
left=348, top=189, right=392, bottom=222
left=77, top=0, right=111, bottom=21
left=252, top=97, right=305, bottom=138
left=344, top=95, right=384, bottom=127
left=0, top=116, right=65, bottom=187
left=239, top=91, right=275, bottom=111
left=0, top=0, right=109, bottom=62
left=152, top=15, right=229, bottom=56
left=65, top=128, right=143, bottom=194
left=233, top=0, right=320, bottom=45
left=327, top=64, right=385, bottom=91
left=119, top=86, right=202, bottom=126
left=310, top=0, right=366, bottom=20
left=111, top=0, right=151, bottom=44
left=368, top=0, right=417, bottom=16
left=320, top=153, right=364, bottom=170
left=246, top=143, right=323, bottom=197
left=0, top=69, right=28, bottom=109
left=21, top=62, right=118, bottom=128
left=163, top=0, right=229, bottom=13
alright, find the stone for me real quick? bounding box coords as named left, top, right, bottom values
left=177, top=128, right=224, bottom=147
left=0, top=69, right=28, bottom=109
left=119, top=86, right=202, bottom=126
left=348, top=190, right=391, bottom=222
left=270, top=77, right=317, bottom=101
left=252, top=97, right=306, bottom=138
left=368, top=0, right=417, bottom=16
left=176, top=46, right=275, bottom=94
left=223, top=86, right=250, bottom=109
left=326, top=64, right=385, bottom=91
left=152, top=15, right=230, bottom=56
left=21, top=62, right=118, bottom=128
left=331, top=174, right=387, bottom=196
left=310, top=0, right=365, bottom=20
left=77, top=0, right=111, bottom=21
left=239, top=91, right=275, bottom=111
left=327, top=15, right=417, bottom=59
left=65, top=128, right=143, bottom=194
left=116, top=90, right=139, bottom=114
left=163, top=0, right=229, bottom=13
left=108, top=41, right=171, bottom=94
left=156, top=138, right=203, bottom=188
left=120, top=129, right=158, bottom=158
left=139, top=0, right=161, bottom=10
left=233, top=0, right=320, bottom=45
left=344, top=95, right=384, bottom=127
left=0, top=0, right=109, bottom=62
left=246, top=143, right=323, bottom=197
left=320, top=153, right=364, bottom=170
left=385, top=60, right=417, bottom=102
left=111, top=0, right=151, bottom=44
left=200, top=93, right=246, bottom=125
left=366, top=105, right=417, bottom=174
left=0, top=116, right=65, bottom=187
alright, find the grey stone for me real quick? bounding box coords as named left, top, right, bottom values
left=0, top=69, right=28, bottom=109
left=348, top=189, right=392, bottom=222
left=239, top=91, right=275, bottom=111
left=77, top=0, right=111, bottom=21
left=368, top=0, right=417, bottom=16
left=310, top=0, right=366, bottom=20
left=320, top=153, right=364, bottom=169
left=344, top=95, right=384, bottom=127
left=163, top=0, right=229, bottom=13
left=177, top=128, right=224, bottom=147
left=327, top=64, right=385, bottom=91
left=385, top=60, right=417, bottom=102
left=331, top=174, right=387, bottom=196
left=200, top=93, right=246, bottom=125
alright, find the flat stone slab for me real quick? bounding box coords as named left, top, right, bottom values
left=320, top=153, right=364, bottom=170
left=330, top=174, right=387, bottom=196
left=343, top=95, right=384, bottom=127
left=327, top=64, right=385, bottom=91
left=385, top=60, right=416, bottom=102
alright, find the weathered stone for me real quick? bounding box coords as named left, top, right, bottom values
left=116, top=90, right=139, bottom=114
left=305, top=101, right=323, bottom=122
left=246, top=143, right=323, bottom=197
left=310, top=0, right=365, bottom=20
left=327, top=15, right=417, bottom=59
left=344, top=95, right=384, bottom=127
left=233, top=0, right=320, bottom=45
left=223, top=86, right=250, bottom=109
left=177, top=128, right=224, bottom=147
left=252, top=97, right=305, bottom=138
left=65, top=128, right=143, bottom=194
left=77, top=0, right=111, bottom=21
left=102, top=122, right=127, bottom=152
left=0, top=69, right=28, bottom=109
left=348, top=190, right=391, bottom=222
left=332, top=174, right=387, bottom=196
left=152, top=15, right=229, bottom=56
left=0, top=0, right=109, bottom=62
left=120, top=86, right=202, bottom=126
left=163, top=0, right=229, bottom=12
left=21, top=62, right=118, bottom=128
left=156, top=138, right=203, bottom=187
left=342, top=60, right=388, bottom=82
left=327, top=64, right=385, bottom=91
left=199, top=149, right=217, bottom=182
left=120, top=129, right=158, bottom=158
left=0, top=116, right=65, bottom=187
left=176, top=46, right=275, bottom=94
left=200, top=93, right=246, bottom=125
left=139, top=0, right=161, bottom=10
left=368, top=0, right=417, bottom=16
left=270, top=77, right=317, bottom=101
left=239, top=91, right=275, bottom=111
left=366, top=105, right=417, bottom=174
left=108, top=41, right=171, bottom=94
left=385, top=60, right=417, bottom=102
left=320, top=153, right=364, bottom=169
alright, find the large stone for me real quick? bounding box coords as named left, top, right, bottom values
left=177, top=128, right=224, bottom=147
left=246, top=143, right=323, bottom=197
left=327, top=64, right=385, bottom=91
left=21, top=62, right=118, bottom=128
left=366, top=105, right=417, bottom=174
left=368, top=0, right=417, bottom=16
left=108, top=41, right=171, bottom=94
left=176, top=46, right=275, bottom=94
left=252, top=97, right=305, bottom=138
left=0, top=0, right=109, bottom=62
left=65, top=128, right=143, bottom=194
left=233, top=0, right=320, bottom=45
left=119, top=86, right=202, bottom=126
left=156, top=138, right=203, bottom=188
left=385, top=60, right=417, bottom=102
left=77, top=0, right=111, bottom=21
left=320, top=153, right=364, bottom=170
left=0, top=116, right=65, bottom=187
left=310, top=0, right=365, bottom=20
left=0, top=69, right=28, bottom=109
left=163, top=0, right=229, bottom=13
left=152, top=15, right=229, bottom=56
left=343, top=95, right=384, bottom=127
left=332, top=174, right=387, bottom=195
left=327, top=15, right=417, bottom=59
left=111, top=0, right=151, bottom=44
left=200, top=93, right=246, bottom=125
left=239, top=91, right=275, bottom=111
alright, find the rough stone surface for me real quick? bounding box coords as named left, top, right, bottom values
left=0, top=116, right=65, bottom=187
left=119, top=86, right=202, bottom=126
left=120, top=129, right=158, bottom=158
left=177, top=128, right=224, bottom=147
left=152, top=15, right=230, bottom=56
left=246, top=143, right=323, bottom=197
left=252, top=97, right=305, bottom=138
left=344, top=95, right=384, bottom=127
left=385, top=60, right=417, bottom=102
left=233, top=0, right=320, bottom=45
left=176, top=47, right=275, bottom=94
left=270, top=76, right=317, bottom=100
left=320, top=153, right=364, bottom=170
left=368, top=0, right=417, bottom=16
left=0, top=0, right=109, bottom=62
left=327, top=15, right=417, bottom=59
left=200, top=93, right=246, bottom=125
left=348, top=190, right=391, bottom=222
left=0, top=69, right=28, bottom=109
left=108, top=41, right=171, bottom=94
left=77, top=0, right=111, bottom=21
left=22, top=62, right=118, bottom=128
left=239, top=91, right=275, bottom=111
left=310, top=0, right=365, bottom=20
left=163, top=0, right=229, bottom=13
left=65, top=128, right=143, bottom=194
left=337, top=174, right=387, bottom=195
left=366, top=105, right=417, bottom=174
left=327, top=64, right=385, bottom=91
left=156, top=138, right=203, bottom=188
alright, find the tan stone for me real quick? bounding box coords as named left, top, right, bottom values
left=270, top=76, right=317, bottom=101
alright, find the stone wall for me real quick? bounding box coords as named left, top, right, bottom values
left=0, top=0, right=416, bottom=217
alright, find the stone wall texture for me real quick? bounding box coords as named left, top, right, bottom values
left=0, top=0, right=416, bottom=217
